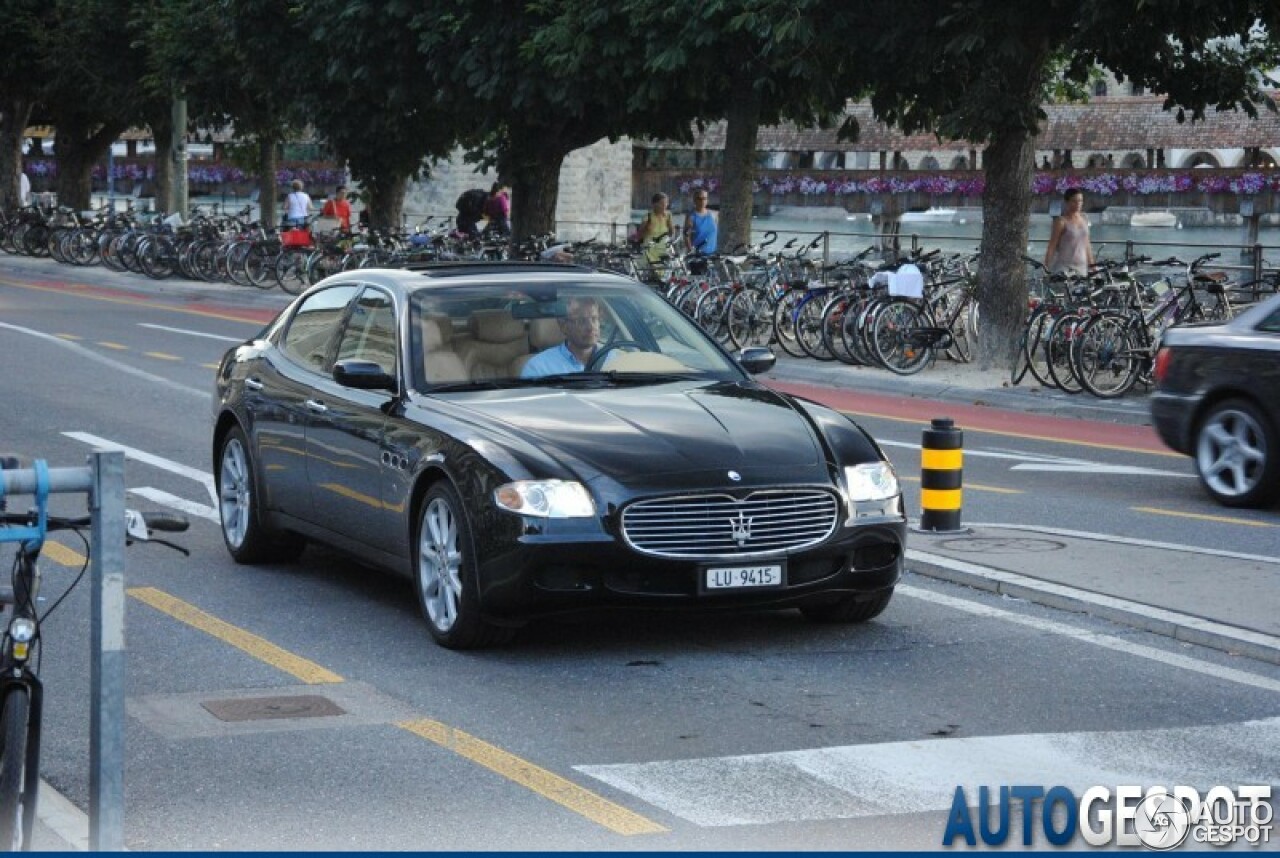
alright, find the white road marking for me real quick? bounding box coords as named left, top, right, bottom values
left=901, top=583, right=1280, bottom=691
left=577, top=717, right=1280, bottom=827
left=128, top=487, right=219, bottom=523
left=138, top=323, right=243, bottom=343
left=0, top=321, right=209, bottom=400
left=63, top=431, right=217, bottom=507
left=1010, top=463, right=1194, bottom=478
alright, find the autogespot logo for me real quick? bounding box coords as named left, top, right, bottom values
left=942, top=784, right=1273, bottom=849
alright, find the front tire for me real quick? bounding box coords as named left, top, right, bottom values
left=0, top=688, right=31, bottom=851
left=415, top=483, right=515, bottom=649
left=216, top=426, right=305, bottom=563
left=800, top=588, right=894, bottom=623
left=1194, top=399, right=1279, bottom=508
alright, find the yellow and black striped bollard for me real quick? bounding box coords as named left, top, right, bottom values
left=919, top=417, right=965, bottom=533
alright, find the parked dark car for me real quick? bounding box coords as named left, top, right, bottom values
left=1151, top=291, right=1280, bottom=508
left=212, top=263, right=906, bottom=648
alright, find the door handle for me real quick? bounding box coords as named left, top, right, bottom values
left=305, top=399, right=328, bottom=413
left=244, top=377, right=264, bottom=391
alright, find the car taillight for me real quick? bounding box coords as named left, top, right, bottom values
left=1153, top=346, right=1173, bottom=385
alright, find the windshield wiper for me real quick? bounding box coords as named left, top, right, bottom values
left=521, top=371, right=700, bottom=387
left=425, top=380, right=505, bottom=392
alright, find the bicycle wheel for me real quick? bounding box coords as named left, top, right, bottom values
left=770, top=289, right=808, bottom=358
left=275, top=247, right=311, bottom=295
left=871, top=299, right=934, bottom=375
left=0, top=687, right=31, bottom=850
left=1024, top=310, right=1056, bottom=388
left=795, top=294, right=835, bottom=361
left=726, top=289, right=772, bottom=349
left=821, top=294, right=861, bottom=365
left=1073, top=313, right=1140, bottom=399
left=693, top=287, right=732, bottom=344
left=244, top=244, right=278, bottom=289
left=1044, top=312, right=1084, bottom=394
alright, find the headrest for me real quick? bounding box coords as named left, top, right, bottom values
left=421, top=317, right=452, bottom=351
left=469, top=310, right=525, bottom=343
left=529, top=317, right=565, bottom=350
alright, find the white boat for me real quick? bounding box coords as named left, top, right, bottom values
left=1131, top=211, right=1179, bottom=228
left=900, top=207, right=958, bottom=224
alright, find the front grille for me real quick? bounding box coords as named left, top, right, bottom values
left=620, top=489, right=840, bottom=559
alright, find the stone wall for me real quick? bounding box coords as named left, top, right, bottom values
left=401, top=137, right=633, bottom=238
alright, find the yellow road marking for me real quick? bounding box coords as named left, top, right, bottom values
left=41, top=541, right=86, bottom=567
left=899, top=475, right=1022, bottom=494
left=201, top=363, right=220, bottom=369
left=97, top=341, right=129, bottom=350
left=144, top=351, right=182, bottom=361
left=0, top=277, right=271, bottom=325
left=127, top=587, right=344, bottom=684
left=837, top=407, right=1183, bottom=459
left=1132, top=506, right=1277, bottom=528
left=55, top=333, right=83, bottom=341
left=398, top=719, right=667, bottom=836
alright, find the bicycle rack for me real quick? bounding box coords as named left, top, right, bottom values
left=0, top=451, right=126, bottom=851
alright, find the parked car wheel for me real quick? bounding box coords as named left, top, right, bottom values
left=415, top=482, right=516, bottom=649
left=1194, top=399, right=1279, bottom=508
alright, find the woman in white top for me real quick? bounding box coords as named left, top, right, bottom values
left=284, top=179, right=312, bottom=228
left=1044, top=188, right=1094, bottom=275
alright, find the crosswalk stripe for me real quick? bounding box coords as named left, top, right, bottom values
left=576, top=717, right=1280, bottom=828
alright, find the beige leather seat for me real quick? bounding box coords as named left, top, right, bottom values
left=510, top=318, right=566, bottom=377
left=457, top=310, right=529, bottom=380
left=421, top=317, right=468, bottom=385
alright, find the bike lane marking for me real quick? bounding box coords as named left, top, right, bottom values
left=766, top=379, right=1176, bottom=457
left=0, top=275, right=280, bottom=326
left=1131, top=506, right=1277, bottom=528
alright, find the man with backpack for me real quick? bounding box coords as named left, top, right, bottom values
left=455, top=188, right=488, bottom=237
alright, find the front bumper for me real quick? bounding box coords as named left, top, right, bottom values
left=474, top=514, right=907, bottom=621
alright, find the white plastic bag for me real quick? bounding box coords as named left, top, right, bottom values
left=889, top=263, right=924, bottom=298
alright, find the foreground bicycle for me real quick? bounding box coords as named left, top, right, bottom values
left=0, top=458, right=189, bottom=850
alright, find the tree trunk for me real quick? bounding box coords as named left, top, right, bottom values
left=53, top=118, right=125, bottom=211
left=365, top=174, right=407, bottom=232
left=510, top=154, right=564, bottom=242
left=151, top=120, right=173, bottom=214
left=0, top=99, right=32, bottom=210
left=258, top=138, right=278, bottom=227
left=718, top=76, right=762, bottom=254
left=975, top=126, right=1036, bottom=370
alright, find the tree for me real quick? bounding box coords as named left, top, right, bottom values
left=299, top=1, right=460, bottom=230
left=0, top=1, right=53, bottom=210
left=622, top=0, right=865, bottom=252
left=846, top=0, right=1280, bottom=366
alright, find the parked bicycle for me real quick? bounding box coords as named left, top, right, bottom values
left=0, top=458, right=189, bottom=850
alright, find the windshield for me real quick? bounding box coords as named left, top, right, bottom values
left=409, top=281, right=745, bottom=392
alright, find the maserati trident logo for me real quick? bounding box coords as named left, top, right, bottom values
left=729, top=511, right=753, bottom=547
left=727, top=470, right=742, bottom=482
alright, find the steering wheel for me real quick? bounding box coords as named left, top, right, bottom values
left=585, top=339, right=647, bottom=372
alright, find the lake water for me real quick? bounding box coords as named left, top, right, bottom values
left=745, top=209, right=1280, bottom=274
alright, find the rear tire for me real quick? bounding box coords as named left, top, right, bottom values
left=216, top=426, right=305, bottom=563
left=1194, top=399, right=1279, bottom=508
left=0, top=687, right=31, bottom=851
left=800, top=588, right=894, bottom=623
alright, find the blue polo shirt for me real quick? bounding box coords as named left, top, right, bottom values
left=521, top=342, right=593, bottom=378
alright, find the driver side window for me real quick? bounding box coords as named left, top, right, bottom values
left=335, top=287, right=398, bottom=375
left=281, top=285, right=360, bottom=372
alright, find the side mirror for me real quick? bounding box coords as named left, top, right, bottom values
left=737, top=347, right=776, bottom=375
left=333, top=359, right=396, bottom=391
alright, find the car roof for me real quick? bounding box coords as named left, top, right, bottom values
left=307, top=263, right=636, bottom=297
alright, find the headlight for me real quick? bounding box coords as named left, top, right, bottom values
left=493, top=480, right=595, bottom=518
left=8, top=618, right=35, bottom=643
left=843, top=462, right=899, bottom=502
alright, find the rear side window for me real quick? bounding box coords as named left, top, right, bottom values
left=336, top=287, right=398, bottom=375
left=1258, top=306, right=1280, bottom=334
left=280, top=285, right=359, bottom=371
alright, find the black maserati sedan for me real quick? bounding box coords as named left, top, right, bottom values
left=212, top=263, right=906, bottom=648
left=1151, top=291, right=1280, bottom=508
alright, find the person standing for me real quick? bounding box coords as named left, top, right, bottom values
left=1044, top=188, right=1094, bottom=275
left=637, top=192, right=675, bottom=264
left=18, top=166, right=30, bottom=207
left=283, top=179, right=312, bottom=228
left=683, top=189, right=717, bottom=255
left=321, top=185, right=352, bottom=231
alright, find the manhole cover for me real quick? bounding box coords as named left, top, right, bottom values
left=936, top=537, right=1066, bottom=555
left=201, top=695, right=347, bottom=723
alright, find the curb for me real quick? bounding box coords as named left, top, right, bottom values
left=905, top=548, right=1280, bottom=666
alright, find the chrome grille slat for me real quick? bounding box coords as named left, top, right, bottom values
left=621, top=489, right=840, bottom=559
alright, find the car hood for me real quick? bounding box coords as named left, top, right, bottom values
left=451, top=381, right=824, bottom=480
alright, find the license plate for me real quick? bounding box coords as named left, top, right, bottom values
left=705, top=564, right=784, bottom=590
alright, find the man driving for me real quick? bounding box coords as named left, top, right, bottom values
left=520, top=296, right=607, bottom=378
